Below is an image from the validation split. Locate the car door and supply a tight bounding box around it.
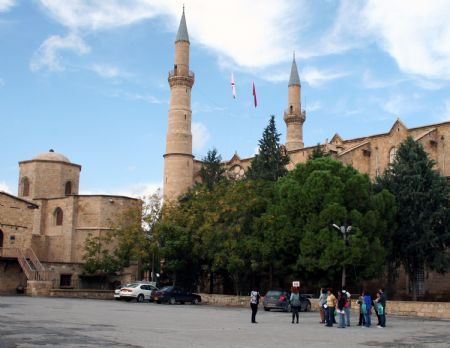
[141,285,151,300]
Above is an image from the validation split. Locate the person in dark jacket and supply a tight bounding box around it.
[250,288,260,324]
[337,290,347,328]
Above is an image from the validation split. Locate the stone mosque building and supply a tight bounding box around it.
[0,150,139,295]
[164,10,450,298]
[1,9,449,298]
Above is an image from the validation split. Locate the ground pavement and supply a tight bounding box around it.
[0,296,449,348]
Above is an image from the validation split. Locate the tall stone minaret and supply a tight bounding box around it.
[163,8,195,201]
[284,53,306,151]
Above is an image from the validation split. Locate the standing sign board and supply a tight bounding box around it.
[292,281,300,287]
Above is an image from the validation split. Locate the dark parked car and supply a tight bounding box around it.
[263,290,311,312]
[150,286,201,304]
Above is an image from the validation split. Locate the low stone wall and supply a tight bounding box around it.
[199,295,450,319]
[27,281,53,297]
[49,289,114,300]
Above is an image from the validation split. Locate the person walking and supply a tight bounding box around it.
[363,291,372,328]
[325,288,337,327]
[250,288,260,324]
[318,288,327,324]
[343,288,351,326]
[337,290,347,328]
[290,286,301,324]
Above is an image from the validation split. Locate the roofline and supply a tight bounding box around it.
[19,159,82,169]
[33,194,140,201]
[0,191,39,208]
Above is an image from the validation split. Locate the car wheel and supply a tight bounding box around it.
[169,297,176,305]
[157,300,162,304]
[137,294,144,303]
[264,307,270,311]
[192,298,199,305]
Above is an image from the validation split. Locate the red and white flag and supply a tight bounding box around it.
[252,82,257,107]
[231,73,236,99]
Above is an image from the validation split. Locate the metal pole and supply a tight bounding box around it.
[342,232,347,287]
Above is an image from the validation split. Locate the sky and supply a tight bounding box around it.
[1,0,450,197]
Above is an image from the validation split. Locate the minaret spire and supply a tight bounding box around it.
[176,5,189,43]
[284,53,305,151]
[163,8,195,201]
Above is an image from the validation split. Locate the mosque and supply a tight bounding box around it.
[163,10,450,299]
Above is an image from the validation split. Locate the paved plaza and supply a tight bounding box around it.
[0,296,449,348]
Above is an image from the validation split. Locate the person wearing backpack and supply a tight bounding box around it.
[290,286,301,324]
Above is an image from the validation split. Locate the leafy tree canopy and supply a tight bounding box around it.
[199,148,226,190]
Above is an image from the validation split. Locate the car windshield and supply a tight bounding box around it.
[125,283,140,288]
[160,286,173,292]
[266,290,283,296]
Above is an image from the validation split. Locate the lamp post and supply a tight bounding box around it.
[332,224,352,288]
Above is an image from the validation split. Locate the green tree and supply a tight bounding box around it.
[199,148,225,190]
[83,191,162,276]
[266,157,396,287]
[246,115,290,181]
[378,136,450,300]
[308,143,330,160]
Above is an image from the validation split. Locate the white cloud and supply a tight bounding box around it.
[305,100,321,112]
[37,0,303,70]
[192,122,210,151]
[30,33,90,72]
[0,181,12,193]
[362,0,450,79]
[0,0,16,12]
[362,70,407,89]
[302,67,349,87]
[91,64,129,79]
[80,182,162,199]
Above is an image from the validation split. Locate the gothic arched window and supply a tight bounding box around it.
[65,181,72,196]
[22,177,30,197]
[55,208,63,226]
[389,147,397,164]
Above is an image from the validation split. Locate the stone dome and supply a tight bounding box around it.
[32,149,70,163]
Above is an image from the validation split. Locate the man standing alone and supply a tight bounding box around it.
[250,288,261,324]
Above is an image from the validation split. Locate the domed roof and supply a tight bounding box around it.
[32,149,70,163]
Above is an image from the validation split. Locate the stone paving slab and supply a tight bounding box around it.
[0,296,449,348]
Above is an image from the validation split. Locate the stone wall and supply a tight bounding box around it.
[198,294,450,319]
[0,260,27,294]
[49,289,114,300]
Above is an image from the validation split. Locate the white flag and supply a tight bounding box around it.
[231,73,236,99]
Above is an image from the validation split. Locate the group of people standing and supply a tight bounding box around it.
[318,287,387,328]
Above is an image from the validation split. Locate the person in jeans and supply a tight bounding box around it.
[356,291,365,326]
[290,286,301,324]
[363,291,372,327]
[325,288,337,327]
[337,290,347,328]
[318,288,327,324]
[250,288,260,324]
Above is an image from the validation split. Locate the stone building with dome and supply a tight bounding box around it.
[0,150,140,295]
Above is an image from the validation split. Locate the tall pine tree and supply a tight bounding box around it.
[199,148,225,190]
[246,115,290,181]
[378,136,450,300]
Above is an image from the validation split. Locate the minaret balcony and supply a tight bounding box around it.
[168,70,195,87]
[283,110,306,124]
